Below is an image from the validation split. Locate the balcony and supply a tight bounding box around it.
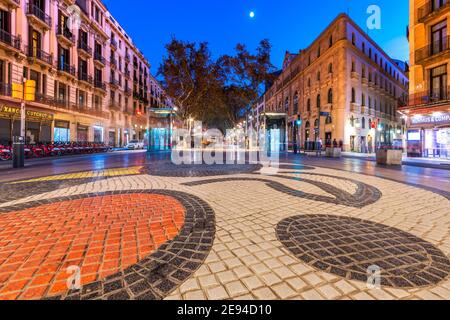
[57,27,75,46]
[361,77,368,86]
[57,62,76,78]
[0,29,21,52]
[124,69,131,79]
[109,77,119,88]
[408,87,450,108]
[94,80,107,93]
[77,41,92,59]
[124,87,132,96]
[26,3,52,30]
[350,102,360,114]
[110,38,117,49]
[25,46,53,66]
[94,52,106,67]
[417,1,450,23]
[78,72,93,85]
[350,71,360,80]
[55,98,69,109]
[415,36,450,64]
[2,0,20,9]
[109,100,121,111]
[110,56,117,69]
[125,53,130,62]
[0,83,12,97]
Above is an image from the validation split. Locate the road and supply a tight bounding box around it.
[0,150,448,192]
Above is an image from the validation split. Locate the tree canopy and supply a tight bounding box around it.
[158,38,275,132]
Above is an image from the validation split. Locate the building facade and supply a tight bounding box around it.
[401,0,450,159]
[262,14,409,153]
[0,0,171,147]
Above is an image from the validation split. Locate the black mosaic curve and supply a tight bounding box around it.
[0,190,216,300]
[143,162,263,177]
[277,214,450,288]
[183,173,382,208]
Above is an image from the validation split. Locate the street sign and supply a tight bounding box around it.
[320,112,330,117]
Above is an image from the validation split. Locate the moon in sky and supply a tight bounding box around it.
[249,11,255,18]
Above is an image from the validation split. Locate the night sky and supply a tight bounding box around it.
[102,0,409,76]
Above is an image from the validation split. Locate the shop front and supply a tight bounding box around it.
[407,112,450,159]
[54,120,70,142]
[0,105,53,144]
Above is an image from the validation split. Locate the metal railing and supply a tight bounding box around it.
[78,72,93,84]
[57,26,75,43]
[110,38,117,48]
[415,36,450,63]
[409,86,450,106]
[58,62,76,76]
[25,46,53,65]
[94,80,106,90]
[78,41,92,54]
[418,1,450,21]
[27,3,52,27]
[0,83,12,96]
[94,52,106,65]
[0,29,21,50]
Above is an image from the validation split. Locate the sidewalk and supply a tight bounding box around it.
[342,151,450,170]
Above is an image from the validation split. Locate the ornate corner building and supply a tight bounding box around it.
[0,0,173,147]
[258,14,409,153]
[401,0,450,159]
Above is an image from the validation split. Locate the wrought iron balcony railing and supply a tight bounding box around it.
[415,36,450,64]
[25,46,53,65]
[27,3,52,27]
[58,62,76,76]
[0,29,21,50]
[409,86,450,107]
[94,52,106,65]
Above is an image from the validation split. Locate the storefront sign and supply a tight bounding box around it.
[411,113,450,125]
[0,105,54,122]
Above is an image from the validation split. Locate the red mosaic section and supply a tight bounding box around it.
[0,194,186,300]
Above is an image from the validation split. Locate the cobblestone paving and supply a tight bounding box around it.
[0,162,449,300]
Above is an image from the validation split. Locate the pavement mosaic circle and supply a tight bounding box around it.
[276,214,450,288]
[0,190,215,300]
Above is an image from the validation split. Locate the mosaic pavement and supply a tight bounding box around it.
[0,162,449,300]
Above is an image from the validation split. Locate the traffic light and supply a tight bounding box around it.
[296,115,302,126]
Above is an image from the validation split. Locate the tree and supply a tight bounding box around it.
[158,38,224,123]
[158,38,275,130]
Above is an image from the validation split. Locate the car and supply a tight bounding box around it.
[126,140,145,150]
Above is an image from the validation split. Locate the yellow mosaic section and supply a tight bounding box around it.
[8,166,143,184]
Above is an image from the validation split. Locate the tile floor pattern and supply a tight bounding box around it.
[0,163,449,300]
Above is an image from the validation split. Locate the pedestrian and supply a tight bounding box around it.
[333,139,338,148]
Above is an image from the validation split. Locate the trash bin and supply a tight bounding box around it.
[13,136,25,169]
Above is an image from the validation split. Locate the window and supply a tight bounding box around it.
[362,93,366,106]
[316,94,321,109]
[293,92,299,114]
[317,71,320,81]
[351,88,356,103]
[327,89,333,104]
[351,60,356,72]
[317,47,321,58]
[329,35,333,48]
[284,97,289,112]
[325,116,332,124]
[307,99,311,112]
[351,33,356,45]
[362,42,365,53]
[362,117,366,129]
[328,63,333,73]
[431,20,447,56]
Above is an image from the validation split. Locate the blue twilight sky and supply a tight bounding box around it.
[102,0,409,76]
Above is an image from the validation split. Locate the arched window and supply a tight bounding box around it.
[307,99,311,112]
[351,88,356,103]
[327,88,333,104]
[307,78,311,87]
[314,119,319,128]
[317,46,321,58]
[278,101,282,111]
[284,97,289,112]
[293,92,299,114]
[305,121,310,128]
[317,71,321,81]
[328,63,333,73]
[329,35,333,48]
[316,94,321,109]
